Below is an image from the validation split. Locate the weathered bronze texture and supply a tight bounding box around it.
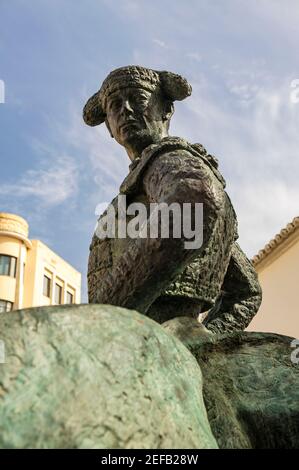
[84,66,262,333]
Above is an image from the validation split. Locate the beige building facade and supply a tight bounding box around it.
[247,217,299,339]
[0,213,81,313]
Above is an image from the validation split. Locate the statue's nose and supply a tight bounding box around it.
[121,99,134,116]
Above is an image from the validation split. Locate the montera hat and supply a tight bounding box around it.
[83,65,192,127]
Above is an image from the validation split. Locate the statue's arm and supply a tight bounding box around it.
[202,242,262,334]
[90,148,223,313]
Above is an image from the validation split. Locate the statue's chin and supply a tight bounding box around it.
[123,129,161,154]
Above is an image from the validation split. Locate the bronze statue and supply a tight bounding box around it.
[1,66,296,450]
[83,66,262,334]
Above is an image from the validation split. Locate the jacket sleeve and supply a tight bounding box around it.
[202,242,262,334]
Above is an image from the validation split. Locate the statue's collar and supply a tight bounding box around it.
[121,137,225,196]
[129,158,141,172]
[128,138,180,173]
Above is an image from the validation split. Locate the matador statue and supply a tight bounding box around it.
[83,66,262,334]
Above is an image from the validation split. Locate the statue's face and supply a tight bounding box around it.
[105,86,171,155]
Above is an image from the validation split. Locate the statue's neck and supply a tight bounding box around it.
[126,145,143,162]
[125,130,169,162]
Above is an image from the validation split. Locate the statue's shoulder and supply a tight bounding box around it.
[120,137,225,195]
[119,137,186,195]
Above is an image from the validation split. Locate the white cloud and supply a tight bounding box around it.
[0,154,78,207]
[231,181,299,257]
[227,83,260,103]
[186,52,202,63]
[152,38,169,49]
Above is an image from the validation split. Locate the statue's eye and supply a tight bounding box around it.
[110,100,122,112]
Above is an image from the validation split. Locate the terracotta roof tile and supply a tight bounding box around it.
[252,216,299,266]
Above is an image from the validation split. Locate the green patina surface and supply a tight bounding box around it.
[0,304,217,449]
[163,316,299,449]
[1,305,298,449]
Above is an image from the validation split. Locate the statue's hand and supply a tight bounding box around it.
[162,316,215,351]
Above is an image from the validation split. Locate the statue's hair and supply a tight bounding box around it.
[83,66,192,127]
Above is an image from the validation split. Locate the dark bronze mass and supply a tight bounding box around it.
[84,66,262,333]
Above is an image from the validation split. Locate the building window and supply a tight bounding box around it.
[0,300,13,313]
[43,275,51,297]
[66,291,74,304]
[55,283,62,304]
[0,255,17,278]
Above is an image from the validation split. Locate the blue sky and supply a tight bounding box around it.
[0,0,298,301]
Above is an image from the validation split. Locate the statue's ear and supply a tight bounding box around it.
[105,118,114,138]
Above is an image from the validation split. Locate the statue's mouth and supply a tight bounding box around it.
[119,119,138,129]
[119,120,139,132]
